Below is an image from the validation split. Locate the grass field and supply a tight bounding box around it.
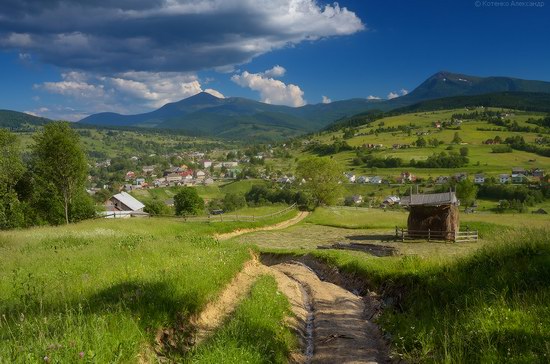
[236,207,550,363]
[306,229,550,363]
[0,207,297,363]
[302,108,550,176]
[130,179,268,205]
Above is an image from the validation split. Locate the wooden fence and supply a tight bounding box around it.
[395,227,478,242]
[177,203,298,223]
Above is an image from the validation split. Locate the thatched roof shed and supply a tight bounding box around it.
[400,191,459,240]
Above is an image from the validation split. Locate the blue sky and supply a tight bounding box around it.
[1,0,549,120]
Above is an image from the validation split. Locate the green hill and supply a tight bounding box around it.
[0,110,52,130]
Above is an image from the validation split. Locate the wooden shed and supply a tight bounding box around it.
[399,191,459,240]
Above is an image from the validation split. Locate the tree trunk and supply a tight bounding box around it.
[64,193,69,225]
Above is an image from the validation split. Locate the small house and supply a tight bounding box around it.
[512,167,526,175]
[400,191,459,240]
[383,195,401,205]
[511,174,527,184]
[165,173,182,183]
[344,172,356,183]
[499,174,511,184]
[474,174,485,184]
[106,192,145,213]
[142,166,155,174]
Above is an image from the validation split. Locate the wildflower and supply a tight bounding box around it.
[43,356,50,362]
[79,352,85,358]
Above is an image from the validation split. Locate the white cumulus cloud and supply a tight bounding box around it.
[322,95,331,104]
[400,88,409,96]
[387,92,399,99]
[231,67,306,107]
[367,95,381,100]
[34,71,225,119]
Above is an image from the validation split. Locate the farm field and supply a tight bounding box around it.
[0,208,298,363]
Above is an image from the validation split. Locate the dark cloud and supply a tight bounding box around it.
[0,0,364,73]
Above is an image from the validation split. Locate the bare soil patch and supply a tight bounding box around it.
[189,252,390,363]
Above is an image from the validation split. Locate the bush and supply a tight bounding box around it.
[223,193,247,212]
[143,199,171,216]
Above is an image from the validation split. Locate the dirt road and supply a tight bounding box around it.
[191,256,389,363]
[214,210,310,241]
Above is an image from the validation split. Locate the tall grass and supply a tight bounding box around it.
[308,228,550,362]
[0,216,292,362]
[186,275,295,363]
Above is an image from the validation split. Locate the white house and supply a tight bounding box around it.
[511,174,527,184]
[370,176,383,184]
[203,160,212,168]
[195,170,206,180]
[383,195,401,205]
[499,174,511,184]
[474,174,485,184]
[344,172,356,183]
[105,192,145,215]
[165,173,182,183]
[357,176,370,184]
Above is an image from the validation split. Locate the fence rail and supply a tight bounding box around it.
[182,203,298,223]
[395,227,478,242]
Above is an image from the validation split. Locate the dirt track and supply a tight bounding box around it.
[214,210,310,240]
[191,256,389,363]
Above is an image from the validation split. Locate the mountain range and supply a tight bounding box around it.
[3,71,550,140]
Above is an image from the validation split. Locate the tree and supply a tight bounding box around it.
[459,146,469,157]
[32,122,91,224]
[456,179,478,207]
[452,132,462,144]
[174,187,204,215]
[296,157,343,207]
[0,130,26,229]
[223,193,247,212]
[415,136,427,147]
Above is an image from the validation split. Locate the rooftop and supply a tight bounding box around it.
[400,191,458,206]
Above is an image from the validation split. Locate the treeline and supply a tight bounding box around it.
[478,183,549,203]
[353,153,403,168]
[504,135,550,157]
[410,152,469,168]
[0,123,95,230]
[245,185,310,207]
[306,140,353,156]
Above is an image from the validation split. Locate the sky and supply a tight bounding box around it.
[0,0,549,120]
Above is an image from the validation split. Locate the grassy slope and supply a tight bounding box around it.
[305,108,550,176]
[310,229,550,363]
[0,210,297,363]
[257,207,550,363]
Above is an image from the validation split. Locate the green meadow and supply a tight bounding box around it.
[235,207,550,363]
[0,209,297,363]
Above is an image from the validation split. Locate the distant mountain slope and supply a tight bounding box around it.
[0,110,52,129]
[398,71,550,104]
[76,71,550,140]
[394,92,550,113]
[324,92,550,131]
[79,92,381,139]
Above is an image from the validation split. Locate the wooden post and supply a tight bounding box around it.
[428,229,431,242]
[401,228,404,242]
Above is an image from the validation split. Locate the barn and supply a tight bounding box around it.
[104,192,147,218]
[399,191,459,241]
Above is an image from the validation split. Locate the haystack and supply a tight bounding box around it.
[400,191,459,240]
